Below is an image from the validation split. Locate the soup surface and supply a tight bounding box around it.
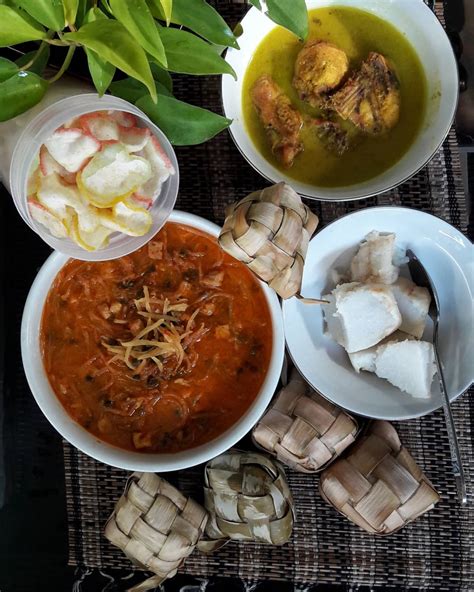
[242,6,428,187]
[41,222,272,453]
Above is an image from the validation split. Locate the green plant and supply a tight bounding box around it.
[0,0,308,145]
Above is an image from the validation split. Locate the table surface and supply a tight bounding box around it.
[0,1,473,591]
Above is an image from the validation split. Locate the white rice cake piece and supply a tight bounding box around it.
[348,330,413,373]
[322,292,345,345]
[375,340,437,398]
[391,277,431,339]
[322,282,402,353]
[350,230,400,285]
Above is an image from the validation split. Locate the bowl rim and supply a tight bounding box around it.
[221,0,459,201]
[282,205,474,420]
[21,210,285,471]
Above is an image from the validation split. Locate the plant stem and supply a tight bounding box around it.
[21,34,52,71]
[47,45,76,84]
[45,38,74,46]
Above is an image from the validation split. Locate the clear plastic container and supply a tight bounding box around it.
[6,93,179,261]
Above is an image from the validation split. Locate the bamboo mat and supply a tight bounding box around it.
[64,1,473,590]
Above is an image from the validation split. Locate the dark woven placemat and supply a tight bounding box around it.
[63,1,473,590]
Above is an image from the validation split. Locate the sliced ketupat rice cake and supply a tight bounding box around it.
[375,340,436,398]
[391,277,431,339]
[322,282,402,353]
[348,330,414,373]
[350,230,400,285]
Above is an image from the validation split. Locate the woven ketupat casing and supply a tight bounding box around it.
[252,370,359,472]
[201,451,294,549]
[104,472,208,592]
[218,182,318,299]
[320,421,440,534]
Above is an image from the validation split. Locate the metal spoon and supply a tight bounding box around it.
[407,249,467,505]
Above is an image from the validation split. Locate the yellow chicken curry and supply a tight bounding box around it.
[243,6,428,187]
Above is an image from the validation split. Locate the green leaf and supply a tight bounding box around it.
[110,77,150,103]
[0,5,47,46]
[15,45,50,75]
[75,0,88,27]
[100,0,112,14]
[109,0,167,67]
[62,0,79,25]
[84,6,106,21]
[266,0,308,40]
[159,0,171,25]
[137,93,231,145]
[150,62,172,92]
[64,19,157,102]
[154,80,172,97]
[0,57,18,82]
[233,23,243,39]
[249,0,262,8]
[148,0,238,49]
[0,70,48,122]
[83,8,115,96]
[110,75,173,103]
[12,0,65,31]
[159,25,236,78]
[86,52,116,96]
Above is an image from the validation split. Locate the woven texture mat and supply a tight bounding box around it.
[64,1,473,590]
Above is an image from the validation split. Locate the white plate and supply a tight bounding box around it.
[21,210,285,471]
[282,207,474,419]
[222,0,458,201]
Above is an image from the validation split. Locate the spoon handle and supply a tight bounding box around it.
[433,339,467,505]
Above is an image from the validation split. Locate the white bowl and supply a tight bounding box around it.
[222,0,458,201]
[282,207,474,420]
[21,210,285,471]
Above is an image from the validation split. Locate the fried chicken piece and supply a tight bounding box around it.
[312,120,350,156]
[293,40,349,108]
[331,52,400,135]
[251,75,304,168]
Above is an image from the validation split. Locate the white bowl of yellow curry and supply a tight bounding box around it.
[222,0,458,201]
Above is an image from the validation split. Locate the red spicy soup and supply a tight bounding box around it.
[41,222,273,453]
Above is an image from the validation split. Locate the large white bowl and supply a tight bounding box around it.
[222,0,459,201]
[283,207,474,420]
[21,210,285,471]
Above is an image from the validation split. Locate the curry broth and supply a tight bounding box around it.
[242,7,428,187]
[41,223,273,453]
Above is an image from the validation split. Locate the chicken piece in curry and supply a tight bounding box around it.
[293,40,349,108]
[251,75,303,168]
[330,52,400,135]
[312,120,350,156]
